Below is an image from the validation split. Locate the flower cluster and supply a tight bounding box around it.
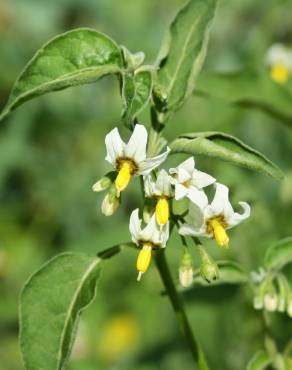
[93,124,251,282]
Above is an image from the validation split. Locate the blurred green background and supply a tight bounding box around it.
[0,0,292,369]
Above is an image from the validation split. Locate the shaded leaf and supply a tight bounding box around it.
[154,0,217,121]
[247,350,271,370]
[122,67,153,124]
[195,68,292,128]
[169,131,283,180]
[20,253,102,370]
[0,28,123,121]
[264,237,292,271]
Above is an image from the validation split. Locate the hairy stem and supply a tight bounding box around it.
[155,250,210,370]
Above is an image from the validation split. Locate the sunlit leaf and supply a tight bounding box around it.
[0,28,123,122]
[264,237,292,271]
[195,68,292,128]
[247,350,271,370]
[154,0,217,121]
[169,131,283,180]
[20,253,102,370]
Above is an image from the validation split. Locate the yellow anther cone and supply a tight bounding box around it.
[115,162,132,194]
[156,198,169,225]
[270,63,289,84]
[210,219,229,247]
[136,244,152,281]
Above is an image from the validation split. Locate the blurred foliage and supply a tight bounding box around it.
[0,0,292,369]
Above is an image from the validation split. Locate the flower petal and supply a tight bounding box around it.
[179,224,205,237]
[105,127,125,165]
[178,157,195,174]
[161,222,170,248]
[139,147,170,175]
[227,202,251,228]
[156,169,172,196]
[129,209,142,244]
[143,173,156,197]
[188,202,205,229]
[174,183,189,200]
[191,169,216,189]
[124,124,147,163]
[210,183,231,215]
[187,187,209,209]
[140,213,159,242]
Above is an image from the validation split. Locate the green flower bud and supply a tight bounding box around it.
[101,185,120,216]
[179,249,193,288]
[121,46,145,70]
[198,245,219,283]
[92,171,116,193]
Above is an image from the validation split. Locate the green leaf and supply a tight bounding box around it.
[122,67,153,124]
[195,68,292,128]
[0,28,123,122]
[154,0,217,121]
[264,237,292,271]
[20,252,102,370]
[169,131,284,180]
[193,260,249,286]
[247,350,271,370]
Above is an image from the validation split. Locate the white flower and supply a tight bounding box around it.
[105,124,170,194]
[144,169,173,226]
[129,208,169,281]
[266,44,292,84]
[169,157,215,209]
[179,183,250,248]
[264,294,278,312]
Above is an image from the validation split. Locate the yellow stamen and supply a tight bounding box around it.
[136,244,152,281]
[270,63,289,84]
[209,219,229,247]
[156,198,169,225]
[115,161,132,194]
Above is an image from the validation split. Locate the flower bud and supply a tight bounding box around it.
[198,245,219,283]
[179,249,193,288]
[121,46,145,70]
[92,171,115,192]
[287,300,292,318]
[101,185,120,216]
[264,293,278,312]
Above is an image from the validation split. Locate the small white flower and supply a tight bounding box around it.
[264,293,278,312]
[169,157,215,208]
[179,183,250,248]
[266,44,292,84]
[129,208,169,281]
[105,124,170,194]
[144,170,173,226]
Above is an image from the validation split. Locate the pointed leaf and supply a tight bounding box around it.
[247,351,271,370]
[169,131,283,180]
[264,237,292,271]
[20,252,102,370]
[195,69,292,128]
[0,28,123,121]
[154,0,217,121]
[122,67,153,124]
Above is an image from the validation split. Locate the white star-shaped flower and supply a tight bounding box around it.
[144,170,173,226]
[169,157,216,208]
[266,44,292,84]
[179,183,250,248]
[105,124,170,194]
[129,208,169,281]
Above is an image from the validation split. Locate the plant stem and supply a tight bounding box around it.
[155,250,210,370]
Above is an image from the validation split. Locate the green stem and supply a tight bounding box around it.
[155,250,210,370]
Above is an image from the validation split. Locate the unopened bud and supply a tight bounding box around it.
[92,171,115,192]
[287,300,292,318]
[121,46,145,70]
[179,249,193,288]
[198,245,219,283]
[253,296,264,310]
[101,186,120,216]
[264,293,278,312]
